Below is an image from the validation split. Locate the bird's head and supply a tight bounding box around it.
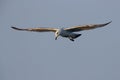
[55,28,64,40]
[55,30,60,40]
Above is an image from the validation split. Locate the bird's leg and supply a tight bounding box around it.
[70,39,74,41]
[69,37,74,41]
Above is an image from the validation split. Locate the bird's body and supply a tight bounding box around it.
[11,21,111,41]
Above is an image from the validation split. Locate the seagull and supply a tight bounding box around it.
[11,21,111,41]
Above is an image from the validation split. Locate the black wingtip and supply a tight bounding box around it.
[106,21,112,25]
[103,21,112,26]
[11,26,16,29]
[11,26,22,30]
[108,21,112,24]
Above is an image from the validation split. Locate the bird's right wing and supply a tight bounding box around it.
[11,26,58,32]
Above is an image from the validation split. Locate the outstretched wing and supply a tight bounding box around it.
[65,21,112,32]
[11,26,58,32]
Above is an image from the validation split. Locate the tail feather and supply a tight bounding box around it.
[73,34,82,39]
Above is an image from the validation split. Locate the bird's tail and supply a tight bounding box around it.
[73,34,82,39]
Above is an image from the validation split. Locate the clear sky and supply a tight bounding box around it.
[0,0,120,80]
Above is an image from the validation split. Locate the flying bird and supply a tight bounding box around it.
[11,21,111,41]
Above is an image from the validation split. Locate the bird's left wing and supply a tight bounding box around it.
[65,21,112,32]
[11,27,58,32]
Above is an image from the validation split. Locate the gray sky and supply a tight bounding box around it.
[0,0,120,80]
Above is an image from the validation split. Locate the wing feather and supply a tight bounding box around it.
[11,27,58,32]
[65,21,112,32]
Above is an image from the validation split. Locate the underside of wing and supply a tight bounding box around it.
[11,26,58,32]
[65,21,112,32]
